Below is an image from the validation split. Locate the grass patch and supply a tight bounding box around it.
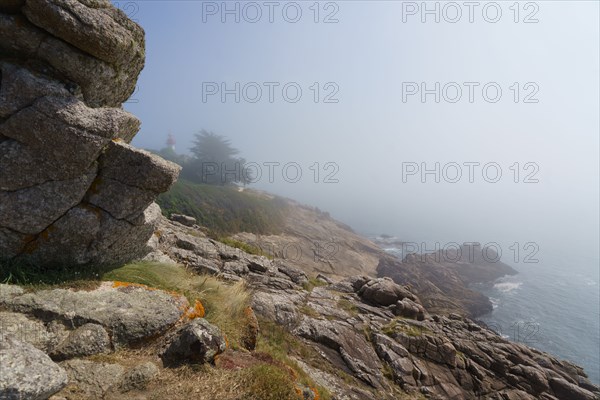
[257,319,333,400]
[0,257,107,288]
[382,318,431,337]
[337,298,358,317]
[157,180,288,237]
[218,237,273,259]
[362,324,373,343]
[142,362,301,400]
[239,364,300,399]
[102,261,250,348]
[302,277,329,292]
[299,304,320,318]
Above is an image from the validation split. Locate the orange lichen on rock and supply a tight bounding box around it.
[111,281,179,296]
[311,387,320,400]
[112,281,149,289]
[184,300,206,320]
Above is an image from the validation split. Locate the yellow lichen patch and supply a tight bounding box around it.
[311,387,320,400]
[112,281,149,289]
[111,138,124,143]
[185,300,206,320]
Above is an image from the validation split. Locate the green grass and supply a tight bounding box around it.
[217,237,273,259]
[382,318,431,337]
[299,304,320,318]
[257,319,333,400]
[157,180,288,237]
[103,261,251,347]
[0,257,108,288]
[337,298,359,317]
[238,364,300,400]
[302,277,329,292]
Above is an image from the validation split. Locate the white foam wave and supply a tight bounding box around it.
[490,297,500,309]
[494,281,523,293]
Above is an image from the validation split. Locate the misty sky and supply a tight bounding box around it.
[119,1,599,270]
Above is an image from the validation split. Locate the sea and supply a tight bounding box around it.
[374,238,600,385]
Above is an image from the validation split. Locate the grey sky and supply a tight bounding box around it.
[122,1,599,268]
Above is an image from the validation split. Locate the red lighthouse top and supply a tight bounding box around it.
[167,133,176,147]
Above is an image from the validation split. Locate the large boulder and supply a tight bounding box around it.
[0,0,180,267]
[358,277,419,307]
[1,282,188,347]
[160,318,227,366]
[50,323,111,360]
[0,336,68,399]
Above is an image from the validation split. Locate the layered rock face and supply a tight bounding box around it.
[1,217,598,399]
[152,216,600,400]
[0,0,180,266]
[233,201,518,318]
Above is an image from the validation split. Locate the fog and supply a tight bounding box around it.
[124,1,599,271]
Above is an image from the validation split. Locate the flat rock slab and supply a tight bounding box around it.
[0,311,67,352]
[60,359,124,398]
[3,282,188,346]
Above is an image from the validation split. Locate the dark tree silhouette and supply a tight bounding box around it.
[189,130,252,186]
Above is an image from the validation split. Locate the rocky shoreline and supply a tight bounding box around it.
[4,216,598,399]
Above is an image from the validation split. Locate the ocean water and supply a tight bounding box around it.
[476,257,600,385]
[377,241,600,385]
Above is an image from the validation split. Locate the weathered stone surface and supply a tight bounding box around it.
[161,318,227,366]
[120,362,159,392]
[170,213,197,227]
[393,298,426,321]
[277,263,309,285]
[0,0,179,267]
[60,359,124,398]
[251,290,305,328]
[358,277,417,307]
[0,1,143,108]
[549,377,598,400]
[0,61,70,119]
[294,317,386,389]
[0,283,24,303]
[3,282,187,346]
[51,323,111,360]
[0,336,68,399]
[0,166,97,234]
[0,311,67,352]
[22,0,145,67]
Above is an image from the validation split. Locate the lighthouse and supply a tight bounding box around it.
[166,133,176,151]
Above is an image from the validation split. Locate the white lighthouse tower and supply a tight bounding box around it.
[166,133,176,151]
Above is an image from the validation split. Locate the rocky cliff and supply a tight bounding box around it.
[0,0,180,266]
[232,201,517,318]
[154,217,600,399]
[4,216,595,399]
